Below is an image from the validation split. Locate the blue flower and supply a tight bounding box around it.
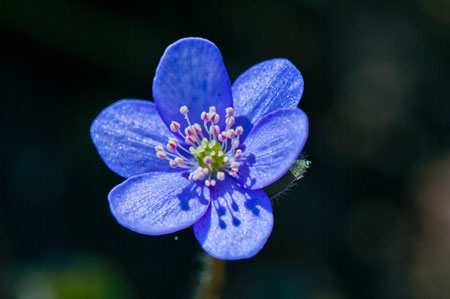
[90,37,308,260]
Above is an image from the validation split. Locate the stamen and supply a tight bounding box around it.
[217,171,225,181]
[235,149,243,159]
[231,161,240,169]
[205,179,216,187]
[170,121,181,132]
[201,112,209,121]
[185,136,196,146]
[227,129,235,139]
[156,151,167,159]
[185,126,195,136]
[174,157,186,165]
[166,143,176,152]
[193,123,203,135]
[203,156,212,165]
[210,125,220,136]
[226,116,235,128]
[225,107,233,117]
[168,137,178,146]
[235,126,244,136]
[218,133,227,142]
[157,105,245,186]
[180,106,189,115]
[210,113,220,124]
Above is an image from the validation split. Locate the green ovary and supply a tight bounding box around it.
[191,139,224,171]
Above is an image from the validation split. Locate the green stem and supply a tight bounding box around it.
[194,253,226,299]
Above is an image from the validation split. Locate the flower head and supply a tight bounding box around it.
[90,37,308,260]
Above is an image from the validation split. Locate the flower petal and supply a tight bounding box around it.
[90,99,176,178]
[109,172,210,235]
[232,59,304,138]
[236,108,308,189]
[153,37,233,129]
[193,178,273,260]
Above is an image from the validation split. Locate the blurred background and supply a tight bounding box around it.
[1,0,449,298]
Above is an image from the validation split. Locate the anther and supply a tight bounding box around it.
[203,156,212,165]
[174,157,185,165]
[210,113,220,124]
[211,125,220,136]
[217,171,225,181]
[166,144,176,152]
[235,149,243,159]
[235,126,244,136]
[185,126,195,136]
[158,105,246,186]
[156,151,167,159]
[185,136,196,145]
[194,123,203,135]
[180,105,189,115]
[225,107,234,117]
[226,116,235,127]
[168,137,178,147]
[226,129,235,139]
[170,121,181,132]
[205,179,216,187]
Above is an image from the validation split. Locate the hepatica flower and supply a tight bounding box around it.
[91,38,308,260]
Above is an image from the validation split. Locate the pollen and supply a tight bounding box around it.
[155,105,244,186]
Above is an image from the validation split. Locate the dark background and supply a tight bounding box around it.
[1,0,450,298]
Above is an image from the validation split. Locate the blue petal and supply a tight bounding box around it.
[109,172,210,235]
[153,38,233,129]
[90,99,176,178]
[232,59,304,139]
[236,108,308,189]
[193,178,273,260]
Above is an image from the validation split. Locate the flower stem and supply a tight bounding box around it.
[194,253,225,299]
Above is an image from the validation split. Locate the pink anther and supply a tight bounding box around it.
[203,156,212,165]
[217,171,225,181]
[170,121,181,132]
[201,112,209,121]
[226,116,235,127]
[156,151,167,159]
[194,123,203,134]
[225,107,234,117]
[235,149,243,159]
[235,126,244,136]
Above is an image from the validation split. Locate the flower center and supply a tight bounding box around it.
[155,105,244,187]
